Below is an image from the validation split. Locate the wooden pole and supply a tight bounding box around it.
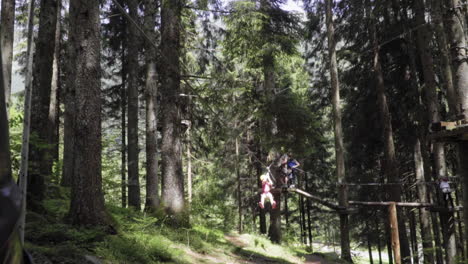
[389,202,401,264]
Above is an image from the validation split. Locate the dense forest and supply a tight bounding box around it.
[2,0,468,263]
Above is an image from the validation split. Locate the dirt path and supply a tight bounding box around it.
[224,235,331,264]
[303,254,333,264]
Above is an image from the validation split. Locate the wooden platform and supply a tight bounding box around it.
[428,124,468,142]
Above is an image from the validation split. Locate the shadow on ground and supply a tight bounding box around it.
[232,247,297,264]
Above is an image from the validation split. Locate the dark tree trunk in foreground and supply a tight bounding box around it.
[144,0,160,212]
[367,2,411,261]
[67,0,108,226]
[161,0,186,225]
[62,51,74,187]
[0,41,12,187]
[28,0,60,205]
[267,156,284,243]
[18,0,36,244]
[127,0,141,210]
[0,0,15,108]
[325,0,351,261]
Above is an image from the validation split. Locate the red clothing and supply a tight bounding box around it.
[262,181,272,193]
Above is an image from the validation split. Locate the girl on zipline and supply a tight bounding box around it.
[259,172,277,209]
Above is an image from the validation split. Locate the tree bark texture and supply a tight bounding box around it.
[389,203,401,264]
[61,0,75,188]
[236,138,243,233]
[144,0,160,212]
[446,0,468,118]
[414,0,447,177]
[121,48,127,208]
[161,0,186,224]
[267,156,285,243]
[414,139,435,264]
[445,0,468,258]
[268,188,281,243]
[0,35,12,186]
[49,0,62,166]
[28,0,60,204]
[127,0,141,210]
[0,0,15,108]
[120,10,127,207]
[325,0,352,261]
[67,0,108,226]
[18,0,36,244]
[431,0,459,117]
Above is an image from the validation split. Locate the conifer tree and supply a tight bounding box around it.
[67,0,108,226]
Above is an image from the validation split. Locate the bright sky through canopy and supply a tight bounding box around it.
[281,0,304,13]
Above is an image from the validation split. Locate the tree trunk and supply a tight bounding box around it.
[409,209,419,264]
[121,40,127,208]
[127,0,141,210]
[306,172,313,246]
[18,0,36,244]
[0,0,15,108]
[67,0,108,226]
[49,0,62,168]
[268,188,281,243]
[268,156,285,243]
[28,0,60,206]
[445,0,468,258]
[446,0,468,119]
[411,12,457,259]
[454,190,465,259]
[144,0,160,212]
[0,16,12,193]
[367,2,411,261]
[62,31,75,188]
[160,0,186,225]
[367,226,374,264]
[414,139,435,264]
[325,0,352,261]
[430,0,459,117]
[300,194,307,244]
[236,138,242,233]
[376,219,383,264]
[306,198,312,246]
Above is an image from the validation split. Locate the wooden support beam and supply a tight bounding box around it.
[289,188,342,211]
[428,124,468,142]
[349,200,434,208]
[431,121,460,131]
[389,202,401,264]
[270,188,341,211]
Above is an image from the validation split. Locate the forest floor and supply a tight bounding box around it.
[22,192,364,264]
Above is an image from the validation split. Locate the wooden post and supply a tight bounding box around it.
[388,202,401,264]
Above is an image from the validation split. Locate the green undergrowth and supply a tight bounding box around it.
[24,194,308,264]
